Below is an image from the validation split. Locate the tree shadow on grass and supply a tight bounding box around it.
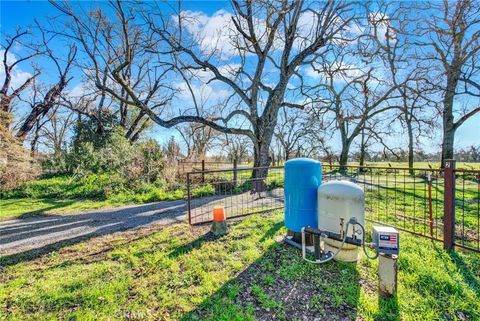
[168,231,222,259]
[0,198,198,265]
[1,199,77,221]
[448,250,480,298]
[179,238,363,321]
[378,294,400,321]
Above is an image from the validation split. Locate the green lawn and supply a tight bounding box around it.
[1,211,479,320]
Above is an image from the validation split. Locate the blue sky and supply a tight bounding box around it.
[2,1,479,155]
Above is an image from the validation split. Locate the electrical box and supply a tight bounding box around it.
[373,226,399,255]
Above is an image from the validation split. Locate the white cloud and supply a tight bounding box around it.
[187,63,242,82]
[68,81,90,98]
[343,12,394,45]
[178,8,356,60]
[0,50,34,93]
[179,10,238,59]
[175,81,230,103]
[178,9,286,59]
[218,63,242,76]
[368,12,392,44]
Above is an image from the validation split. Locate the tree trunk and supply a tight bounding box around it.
[253,140,271,173]
[440,62,460,168]
[17,108,46,141]
[406,120,414,175]
[339,136,351,173]
[30,133,39,157]
[359,128,366,168]
[339,149,349,172]
[441,125,455,167]
[441,76,457,168]
[251,124,275,195]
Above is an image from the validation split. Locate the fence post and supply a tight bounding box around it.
[187,172,192,225]
[201,159,205,183]
[233,158,238,187]
[443,159,456,250]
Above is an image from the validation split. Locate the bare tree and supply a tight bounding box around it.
[15,42,77,140]
[38,107,75,155]
[307,43,403,170]
[1,29,41,127]
[49,0,174,144]
[50,0,356,178]
[221,134,252,163]
[274,108,313,161]
[414,0,480,166]
[158,1,356,178]
[177,123,218,159]
[365,2,436,173]
[163,135,182,159]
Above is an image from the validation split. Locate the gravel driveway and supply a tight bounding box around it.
[0,190,284,258]
[0,199,190,257]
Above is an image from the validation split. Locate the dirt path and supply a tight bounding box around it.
[0,190,284,257]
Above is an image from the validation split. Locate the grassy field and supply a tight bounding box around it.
[1,211,479,320]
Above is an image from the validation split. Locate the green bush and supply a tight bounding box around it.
[68,128,136,177]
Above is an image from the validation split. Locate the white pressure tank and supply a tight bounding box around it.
[317,180,365,262]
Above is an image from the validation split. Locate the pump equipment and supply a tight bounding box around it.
[283,159,401,297]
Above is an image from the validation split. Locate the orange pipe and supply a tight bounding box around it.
[213,206,226,222]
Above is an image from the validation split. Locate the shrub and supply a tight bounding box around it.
[4,113,171,200]
[68,127,136,177]
[128,139,165,185]
[41,151,69,175]
[0,112,39,191]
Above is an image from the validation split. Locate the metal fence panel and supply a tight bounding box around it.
[186,162,480,253]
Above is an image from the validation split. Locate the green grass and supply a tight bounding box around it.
[1,211,479,320]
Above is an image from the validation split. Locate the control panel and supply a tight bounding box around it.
[373,226,399,255]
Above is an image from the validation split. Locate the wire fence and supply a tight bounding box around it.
[186,160,480,253]
[177,159,249,178]
[454,169,480,252]
[187,166,284,225]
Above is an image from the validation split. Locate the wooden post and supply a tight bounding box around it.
[201,159,205,183]
[233,158,238,187]
[443,159,456,250]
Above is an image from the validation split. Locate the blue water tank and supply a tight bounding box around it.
[284,158,322,232]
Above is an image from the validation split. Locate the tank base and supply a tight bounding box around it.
[287,229,313,246]
[325,239,361,263]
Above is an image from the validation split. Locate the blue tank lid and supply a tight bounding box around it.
[285,158,321,167]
